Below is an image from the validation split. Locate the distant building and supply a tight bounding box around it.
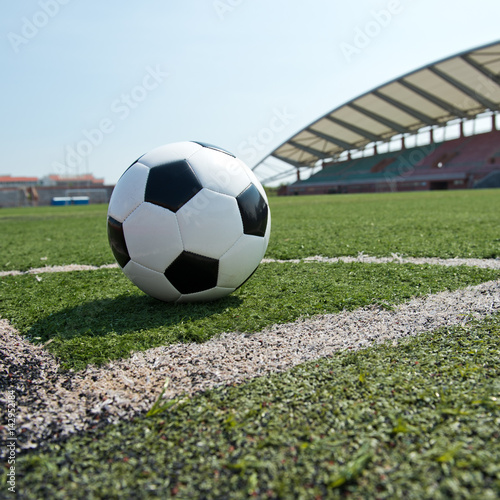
[0,175,39,188]
[39,173,105,187]
[0,173,112,208]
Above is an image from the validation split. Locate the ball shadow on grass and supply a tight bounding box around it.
[26,293,243,344]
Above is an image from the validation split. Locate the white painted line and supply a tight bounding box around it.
[1,254,500,277]
[2,278,499,451]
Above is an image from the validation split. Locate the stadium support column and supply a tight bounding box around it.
[296,169,301,181]
[459,119,464,138]
[493,113,498,131]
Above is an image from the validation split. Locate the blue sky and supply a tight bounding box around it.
[2,0,499,186]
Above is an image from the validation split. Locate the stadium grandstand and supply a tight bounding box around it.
[254,40,500,195]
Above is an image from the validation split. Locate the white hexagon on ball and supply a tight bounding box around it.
[123,261,181,302]
[187,146,251,197]
[123,202,183,273]
[137,141,203,168]
[218,234,267,289]
[107,162,150,222]
[176,188,243,260]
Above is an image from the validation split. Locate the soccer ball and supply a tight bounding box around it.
[107,141,271,303]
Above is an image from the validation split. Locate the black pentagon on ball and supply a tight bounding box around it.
[145,160,202,213]
[192,141,235,158]
[236,183,268,237]
[165,251,219,294]
[107,216,130,268]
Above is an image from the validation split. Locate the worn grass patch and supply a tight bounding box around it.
[1,262,499,370]
[1,190,499,272]
[13,314,500,499]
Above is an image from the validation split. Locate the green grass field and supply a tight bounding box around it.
[2,263,499,371]
[18,317,500,499]
[1,190,499,271]
[1,189,500,498]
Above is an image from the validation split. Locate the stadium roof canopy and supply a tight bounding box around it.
[255,40,500,183]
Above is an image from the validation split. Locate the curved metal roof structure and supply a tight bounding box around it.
[255,40,500,183]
